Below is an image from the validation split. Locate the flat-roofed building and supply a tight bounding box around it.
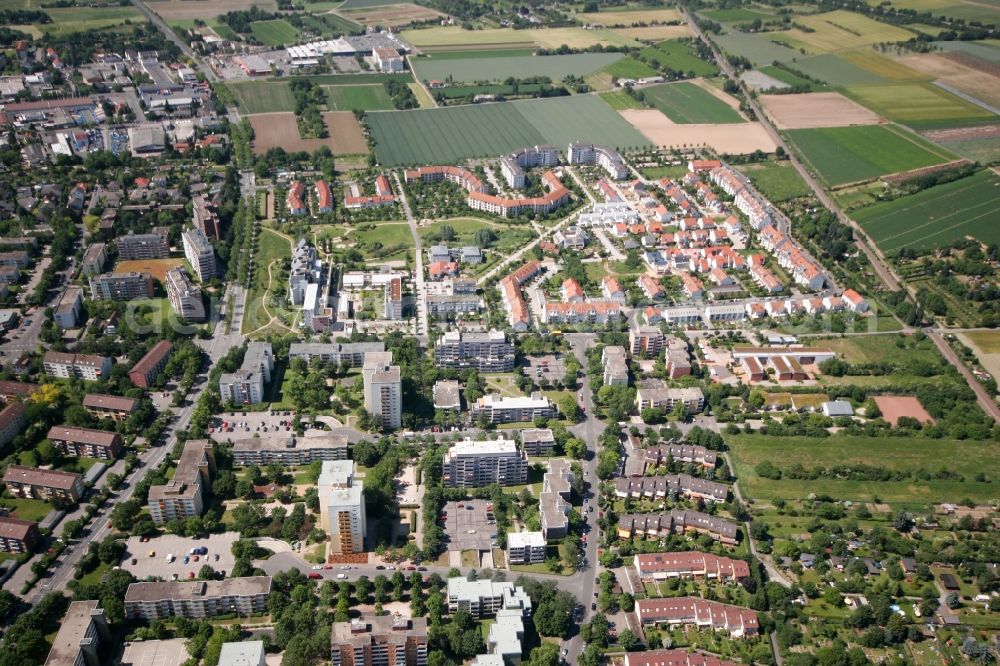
[182,227,217,281]
[362,351,402,431]
[43,351,111,381]
[219,342,274,405]
[0,401,26,447]
[81,242,108,277]
[124,576,271,620]
[539,458,572,539]
[625,649,741,666]
[3,465,85,502]
[629,326,665,356]
[602,345,629,386]
[634,551,750,581]
[614,474,728,503]
[219,641,265,666]
[443,439,527,488]
[318,460,366,555]
[288,342,385,367]
[43,600,110,666]
[433,330,514,372]
[47,425,123,460]
[636,598,759,638]
[330,614,427,666]
[82,393,140,422]
[232,435,349,466]
[166,267,205,322]
[116,231,169,260]
[433,379,461,412]
[0,516,39,552]
[54,286,84,328]
[507,531,545,565]
[472,393,556,424]
[192,195,222,240]
[519,428,554,456]
[566,142,628,179]
[88,272,153,301]
[635,387,704,414]
[446,578,532,618]
[147,440,214,525]
[129,340,173,388]
[616,510,739,545]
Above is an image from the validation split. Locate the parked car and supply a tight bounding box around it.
[308,572,322,580]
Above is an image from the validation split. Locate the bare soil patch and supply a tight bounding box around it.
[873,395,935,426]
[620,109,777,153]
[759,92,882,129]
[116,258,184,282]
[337,3,444,27]
[147,0,276,20]
[895,52,1000,108]
[250,111,368,155]
[613,25,694,40]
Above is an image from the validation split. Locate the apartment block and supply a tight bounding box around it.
[629,326,665,356]
[54,286,84,328]
[47,425,123,460]
[519,428,554,456]
[192,195,222,239]
[446,578,532,618]
[124,576,271,620]
[43,351,111,381]
[616,510,739,545]
[115,231,169,260]
[506,531,546,565]
[642,443,717,470]
[602,345,629,386]
[318,460,366,555]
[539,458,572,540]
[219,641,266,666]
[634,551,750,581]
[43,600,110,666]
[147,440,214,525]
[636,598,759,638]
[330,615,427,666]
[129,340,173,389]
[166,267,205,322]
[443,439,527,488]
[88,272,153,301]
[81,393,140,422]
[362,351,402,431]
[288,342,385,368]
[3,465,85,502]
[0,381,38,402]
[635,387,704,414]
[232,435,349,467]
[433,330,514,372]
[433,380,461,412]
[219,342,274,405]
[0,401,26,448]
[0,516,39,553]
[81,242,108,277]
[384,277,403,320]
[182,227,217,281]
[566,142,628,179]
[614,474,728,503]
[472,393,556,424]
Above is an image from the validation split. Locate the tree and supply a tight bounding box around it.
[526,643,559,666]
[110,499,141,531]
[618,629,639,651]
[198,564,216,580]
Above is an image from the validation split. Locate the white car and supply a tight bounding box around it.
[311,565,323,570]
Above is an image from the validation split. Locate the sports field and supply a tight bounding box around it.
[324,84,394,111]
[844,82,998,128]
[225,80,296,114]
[853,170,1000,251]
[411,52,624,84]
[639,40,718,77]
[641,81,744,124]
[249,18,299,46]
[786,124,954,186]
[116,258,184,282]
[578,8,682,25]
[366,94,649,165]
[771,10,917,53]
[726,434,1000,505]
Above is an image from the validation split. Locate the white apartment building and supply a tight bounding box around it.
[506,531,546,565]
[147,440,214,525]
[182,227,217,281]
[218,342,274,405]
[446,578,532,618]
[433,330,514,372]
[288,342,385,367]
[472,393,556,424]
[442,439,527,488]
[566,142,628,179]
[165,266,205,322]
[232,435,349,466]
[43,351,111,381]
[362,351,402,430]
[54,286,83,329]
[124,577,271,620]
[318,460,366,555]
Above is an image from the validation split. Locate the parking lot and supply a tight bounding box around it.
[121,532,239,581]
[523,354,567,384]
[442,500,496,551]
[209,410,300,442]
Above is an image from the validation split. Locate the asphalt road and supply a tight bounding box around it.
[394,172,429,337]
[131,0,218,83]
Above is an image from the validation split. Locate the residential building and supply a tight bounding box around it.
[88,272,153,301]
[124,576,271,620]
[115,231,168,260]
[0,381,38,402]
[372,47,404,72]
[433,380,461,412]
[43,600,110,666]
[730,347,835,365]
[642,444,717,470]
[3,465,85,502]
[47,425,123,460]
[625,650,741,666]
[318,460,366,555]
[288,342,385,367]
[192,195,222,239]
[443,439,527,487]
[219,342,274,405]
[232,435,349,466]
[81,242,108,277]
[616,510,739,545]
[507,531,546,565]
[539,458,572,540]
[182,227,217,281]
[446,578,532,618]
[636,598,759,638]
[0,516,39,553]
[129,340,173,388]
[147,440,215,525]
[635,387,705,414]
[520,428,554,456]
[466,171,570,218]
[0,401,26,447]
[629,326,665,356]
[434,330,514,372]
[603,275,625,302]
[602,345,629,386]
[666,343,692,379]
[54,286,84,329]
[427,293,482,317]
[330,615,427,666]
[287,181,307,215]
[289,240,321,305]
[614,474,728,503]
[362,351,402,430]
[383,277,404,320]
[82,393,139,422]
[566,142,628,179]
[543,301,622,325]
[219,641,266,666]
[633,552,750,581]
[500,145,559,188]
[472,393,556,424]
[165,267,205,321]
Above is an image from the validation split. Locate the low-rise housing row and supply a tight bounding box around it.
[636,597,759,638]
[614,473,729,502]
[634,551,750,581]
[617,510,739,545]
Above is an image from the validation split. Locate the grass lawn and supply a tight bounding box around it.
[739,161,811,201]
[461,549,479,568]
[243,228,292,334]
[352,222,414,262]
[249,19,300,46]
[78,562,111,587]
[842,82,998,128]
[224,81,296,114]
[603,56,659,80]
[726,434,1000,505]
[640,40,719,77]
[324,84,395,111]
[600,90,646,110]
[640,82,744,124]
[0,497,53,522]
[418,217,492,244]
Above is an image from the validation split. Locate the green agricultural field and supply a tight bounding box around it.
[411,52,624,84]
[249,18,300,46]
[324,84,394,110]
[757,65,817,90]
[771,10,917,53]
[641,82,744,124]
[786,124,953,187]
[603,56,659,80]
[930,134,1000,163]
[726,434,1000,505]
[740,161,811,201]
[338,0,408,7]
[401,26,537,48]
[14,5,144,36]
[713,31,801,66]
[853,170,1000,252]
[367,94,650,165]
[415,48,535,60]
[600,90,645,110]
[933,40,1000,64]
[701,7,777,22]
[225,81,296,114]
[304,73,415,85]
[640,40,718,77]
[790,53,887,86]
[843,82,998,129]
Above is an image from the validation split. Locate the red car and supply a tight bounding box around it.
[308,572,323,580]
